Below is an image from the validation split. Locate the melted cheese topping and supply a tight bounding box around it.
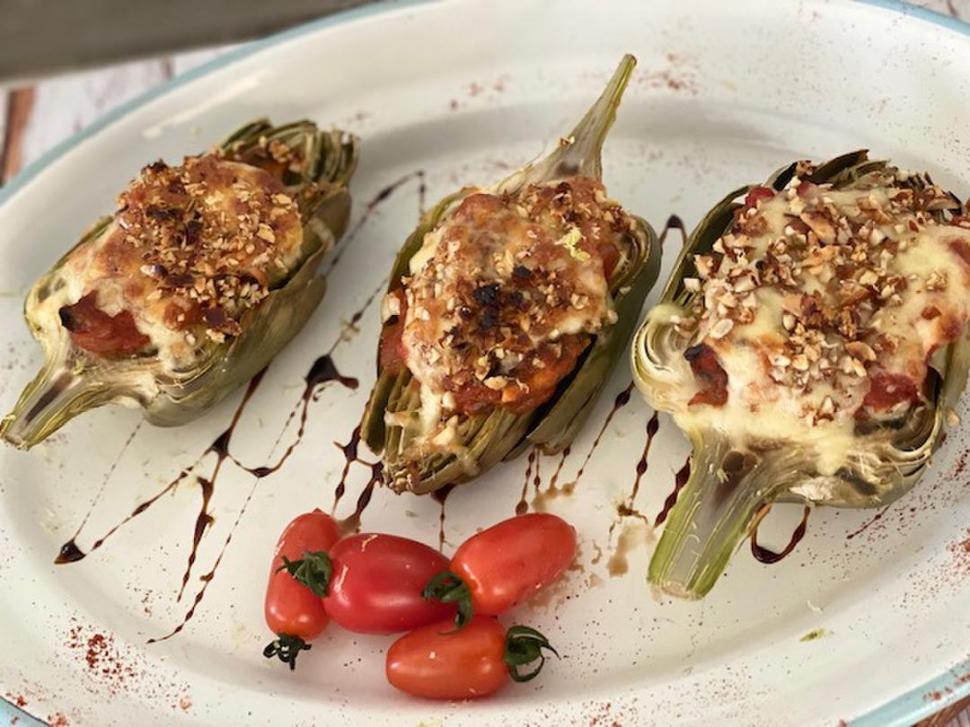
[32,155,303,369]
[668,167,970,474]
[394,177,630,428]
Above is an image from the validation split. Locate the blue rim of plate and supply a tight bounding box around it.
[0,0,967,724]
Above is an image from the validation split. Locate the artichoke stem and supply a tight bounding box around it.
[1,363,117,449]
[648,437,788,599]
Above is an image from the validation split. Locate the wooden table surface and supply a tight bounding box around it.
[0,1,967,725]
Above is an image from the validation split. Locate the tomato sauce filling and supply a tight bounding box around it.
[59,292,150,357]
[860,371,920,414]
[685,344,729,407]
[386,178,628,418]
[379,289,589,415]
[379,290,409,377]
[450,335,589,415]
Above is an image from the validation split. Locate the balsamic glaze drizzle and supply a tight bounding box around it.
[330,424,363,511]
[336,462,384,535]
[57,171,428,642]
[750,505,812,564]
[515,449,538,516]
[54,421,143,564]
[567,383,634,493]
[658,214,687,248]
[546,447,571,492]
[628,413,660,507]
[324,170,426,276]
[654,457,691,527]
[431,483,456,551]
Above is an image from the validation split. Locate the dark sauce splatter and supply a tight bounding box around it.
[846,503,892,540]
[324,170,426,275]
[605,413,662,575]
[658,214,687,248]
[530,447,573,512]
[531,450,543,499]
[432,483,456,551]
[331,424,363,511]
[608,412,661,540]
[56,370,266,567]
[655,457,691,527]
[562,383,634,494]
[148,359,364,644]
[54,422,143,564]
[547,446,570,491]
[336,462,384,535]
[55,539,86,564]
[750,505,811,564]
[627,412,660,506]
[515,449,538,515]
[333,276,390,348]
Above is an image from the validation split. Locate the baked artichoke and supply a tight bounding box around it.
[362,55,660,494]
[633,151,970,598]
[2,119,358,449]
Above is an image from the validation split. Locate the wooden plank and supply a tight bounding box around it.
[0,87,36,182]
[8,58,173,175]
[917,695,970,726]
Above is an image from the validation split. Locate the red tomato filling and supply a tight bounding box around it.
[685,344,729,407]
[598,239,620,280]
[861,371,920,413]
[744,186,776,209]
[450,335,588,416]
[59,292,150,357]
[378,289,408,377]
[949,238,970,269]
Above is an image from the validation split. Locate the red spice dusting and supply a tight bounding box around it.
[949,529,970,577]
[925,686,955,703]
[63,619,192,707]
[954,449,968,478]
[65,621,140,697]
[47,713,69,727]
[5,692,27,708]
[141,589,153,617]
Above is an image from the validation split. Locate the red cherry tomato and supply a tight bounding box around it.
[387,616,508,700]
[386,616,558,700]
[324,533,455,634]
[263,509,340,669]
[426,513,577,622]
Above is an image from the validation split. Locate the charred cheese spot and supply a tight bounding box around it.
[396,176,631,421]
[49,154,303,364]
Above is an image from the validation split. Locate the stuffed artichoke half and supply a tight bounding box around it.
[2,119,358,449]
[633,151,970,598]
[362,55,660,495]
